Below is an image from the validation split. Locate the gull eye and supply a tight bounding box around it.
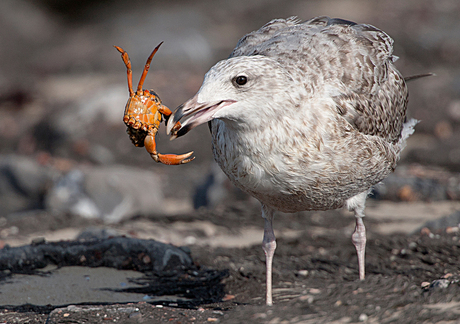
[233,75,248,86]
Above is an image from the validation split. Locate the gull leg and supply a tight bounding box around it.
[346,191,368,280]
[261,204,276,306]
[352,216,366,280]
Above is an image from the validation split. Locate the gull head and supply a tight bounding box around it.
[166,55,298,138]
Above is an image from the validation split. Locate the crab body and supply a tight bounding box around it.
[123,90,162,147]
[115,43,194,165]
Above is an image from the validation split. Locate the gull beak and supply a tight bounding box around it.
[166,94,236,139]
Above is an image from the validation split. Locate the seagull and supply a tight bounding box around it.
[166,16,417,306]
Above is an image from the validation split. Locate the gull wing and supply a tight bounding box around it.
[230,16,408,144]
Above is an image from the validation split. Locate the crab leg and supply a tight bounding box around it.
[114,46,134,97]
[144,129,194,165]
[137,42,163,92]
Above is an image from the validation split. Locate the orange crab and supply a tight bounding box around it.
[114,42,194,165]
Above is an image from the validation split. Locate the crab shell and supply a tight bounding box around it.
[123,89,164,147]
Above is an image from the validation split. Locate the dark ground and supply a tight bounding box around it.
[1,0,460,323]
[1,203,460,323]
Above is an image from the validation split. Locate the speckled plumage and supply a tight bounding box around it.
[167,16,416,305]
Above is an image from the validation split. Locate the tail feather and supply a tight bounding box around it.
[398,118,418,152]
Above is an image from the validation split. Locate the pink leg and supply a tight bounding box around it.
[262,205,276,306]
[352,217,366,280]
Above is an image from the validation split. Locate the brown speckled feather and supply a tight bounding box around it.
[230,16,408,144]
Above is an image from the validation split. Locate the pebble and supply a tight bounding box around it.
[359,313,368,322]
[31,237,45,245]
[184,236,197,245]
[128,312,140,319]
[420,227,431,236]
[398,185,417,201]
[297,270,309,276]
[299,295,314,303]
[430,279,450,289]
[116,307,139,313]
[0,226,19,238]
[421,282,430,289]
[222,294,235,301]
[353,288,364,295]
[142,255,151,264]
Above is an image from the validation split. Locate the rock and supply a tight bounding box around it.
[0,237,193,273]
[193,163,230,209]
[55,85,127,140]
[358,313,368,322]
[429,279,450,290]
[372,171,447,202]
[415,210,460,234]
[193,162,256,209]
[45,165,166,223]
[0,154,56,217]
[421,282,430,289]
[45,169,100,219]
[0,154,186,224]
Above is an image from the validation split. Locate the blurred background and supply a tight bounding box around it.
[0,0,459,244]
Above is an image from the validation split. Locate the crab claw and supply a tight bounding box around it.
[153,152,195,165]
[144,133,194,165]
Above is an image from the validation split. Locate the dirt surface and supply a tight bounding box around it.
[1,202,460,323]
